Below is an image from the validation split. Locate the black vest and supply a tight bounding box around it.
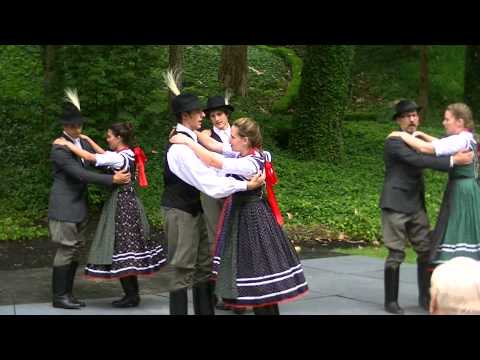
[161,131,202,216]
[210,128,223,143]
[103,150,137,191]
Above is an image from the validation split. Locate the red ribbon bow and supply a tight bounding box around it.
[133,146,148,188]
[264,160,284,226]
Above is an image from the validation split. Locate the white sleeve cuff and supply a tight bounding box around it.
[236,180,248,191]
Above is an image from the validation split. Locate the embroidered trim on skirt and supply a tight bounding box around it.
[430,176,480,264]
[85,187,167,279]
[212,194,308,308]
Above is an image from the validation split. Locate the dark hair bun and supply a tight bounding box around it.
[109,122,136,147]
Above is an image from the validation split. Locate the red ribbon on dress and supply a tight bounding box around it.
[133,146,148,188]
[264,159,284,226]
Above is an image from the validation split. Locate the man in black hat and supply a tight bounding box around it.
[162,77,264,315]
[380,99,473,314]
[48,89,131,309]
[202,95,234,145]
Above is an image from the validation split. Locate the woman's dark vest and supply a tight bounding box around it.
[211,128,223,143]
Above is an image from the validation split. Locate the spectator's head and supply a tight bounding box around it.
[430,257,480,315]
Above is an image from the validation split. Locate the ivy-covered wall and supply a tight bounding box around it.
[290,45,355,161]
[464,45,480,120]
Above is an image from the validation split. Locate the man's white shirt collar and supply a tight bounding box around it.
[63,131,82,147]
[213,126,231,142]
[176,123,198,143]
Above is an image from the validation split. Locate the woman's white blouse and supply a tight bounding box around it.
[95,149,135,170]
[432,131,476,156]
[219,150,272,179]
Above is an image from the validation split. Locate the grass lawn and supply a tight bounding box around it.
[334,246,417,264]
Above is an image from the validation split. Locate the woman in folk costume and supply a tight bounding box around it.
[200,91,247,314]
[162,70,265,315]
[388,103,480,266]
[170,117,309,315]
[54,90,166,308]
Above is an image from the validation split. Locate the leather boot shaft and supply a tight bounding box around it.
[384,265,404,315]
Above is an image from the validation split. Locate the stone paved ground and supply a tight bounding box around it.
[0,255,428,315]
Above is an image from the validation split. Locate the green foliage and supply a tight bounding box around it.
[335,246,417,264]
[349,45,465,125]
[0,100,55,217]
[344,112,377,122]
[274,119,448,242]
[0,45,463,244]
[254,113,293,150]
[176,45,290,118]
[290,45,355,161]
[464,46,480,119]
[429,46,465,115]
[0,45,293,240]
[0,46,43,102]
[62,45,168,131]
[0,214,48,241]
[256,46,303,113]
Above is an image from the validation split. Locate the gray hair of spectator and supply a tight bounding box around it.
[430,257,480,315]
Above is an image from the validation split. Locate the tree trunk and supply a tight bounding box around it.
[401,45,417,54]
[219,45,248,97]
[464,45,480,119]
[41,45,64,123]
[289,45,355,162]
[418,45,429,121]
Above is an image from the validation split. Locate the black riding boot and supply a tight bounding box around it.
[417,261,432,311]
[193,281,215,315]
[384,265,404,315]
[253,304,280,316]
[207,280,218,308]
[210,281,246,314]
[67,262,86,307]
[52,264,81,309]
[112,276,140,308]
[170,288,188,315]
[215,298,230,310]
[212,283,231,311]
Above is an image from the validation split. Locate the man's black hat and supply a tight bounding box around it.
[59,88,86,125]
[393,100,422,120]
[171,93,203,115]
[204,95,234,116]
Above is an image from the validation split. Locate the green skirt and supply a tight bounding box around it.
[430,177,480,263]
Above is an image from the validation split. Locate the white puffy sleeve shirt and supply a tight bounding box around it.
[167,144,247,199]
[95,149,134,170]
[219,150,271,179]
[432,131,475,156]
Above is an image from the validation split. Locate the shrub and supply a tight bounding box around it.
[256,45,303,114]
